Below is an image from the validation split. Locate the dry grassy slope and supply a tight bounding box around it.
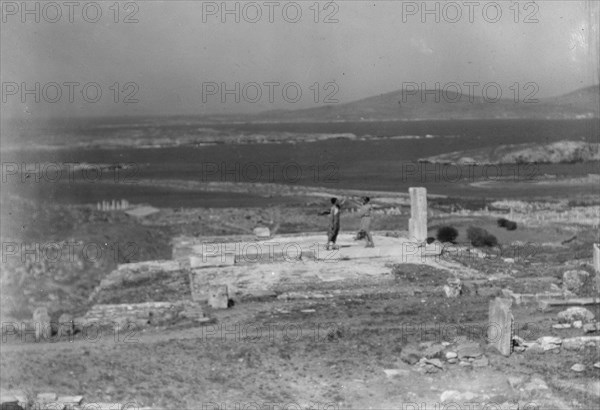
[0,196,172,319]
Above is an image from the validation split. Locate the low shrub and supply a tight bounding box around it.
[467,226,498,247]
[497,218,517,231]
[436,226,458,243]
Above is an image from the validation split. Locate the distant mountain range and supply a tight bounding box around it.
[252,85,599,122]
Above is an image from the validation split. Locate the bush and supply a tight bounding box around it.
[467,226,498,247]
[497,218,517,231]
[436,226,458,243]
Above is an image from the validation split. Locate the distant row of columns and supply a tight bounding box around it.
[97,199,129,212]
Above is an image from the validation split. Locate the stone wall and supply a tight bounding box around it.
[89,260,191,304]
[83,301,181,327]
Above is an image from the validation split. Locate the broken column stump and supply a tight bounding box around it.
[488,297,514,356]
[208,285,229,309]
[408,187,427,243]
[32,307,51,342]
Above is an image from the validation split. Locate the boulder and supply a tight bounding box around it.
[557,307,595,323]
[253,227,271,238]
[571,363,585,372]
[457,342,483,359]
[400,345,421,365]
[443,278,462,298]
[422,343,445,359]
[537,336,562,351]
[562,270,590,294]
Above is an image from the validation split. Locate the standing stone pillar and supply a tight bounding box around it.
[488,297,513,356]
[408,187,427,242]
[593,243,600,293]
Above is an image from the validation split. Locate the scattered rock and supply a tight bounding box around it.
[558,307,595,323]
[383,369,410,378]
[440,390,478,403]
[253,226,271,238]
[583,322,598,333]
[562,270,590,294]
[562,336,600,350]
[447,358,458,364]
[424,358,444,369]
[472,356,489,367]
[523,342,543,354]
[58,313,74,335]
[523,377,549,392]
[445,351,458,360]
[457,342,483,359]
[440,390,461,403]
[423,343,445,359]
[594,362,600,369]
[571,363,586,372]
[443,278,462,298]
[537,336,562,351]
[400,346,421,365]
[507,375,525,389]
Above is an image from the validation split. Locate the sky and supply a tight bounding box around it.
[1,0,599,119]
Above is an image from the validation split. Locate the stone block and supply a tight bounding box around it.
[208,285,229,309]
[58,313,74,336]
[488,297,513,356]
[253,227,271,238]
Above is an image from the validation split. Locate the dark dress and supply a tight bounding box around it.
[327,204,340,243]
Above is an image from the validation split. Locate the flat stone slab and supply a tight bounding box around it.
[125,206,160,218]
[190,253,235,268]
